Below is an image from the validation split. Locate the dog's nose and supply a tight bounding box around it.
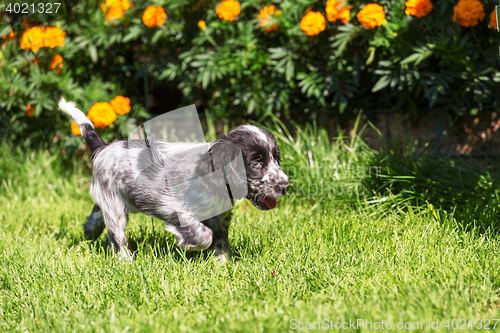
[277,181,290,195]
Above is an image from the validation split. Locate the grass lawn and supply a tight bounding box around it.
[2,122,500,332]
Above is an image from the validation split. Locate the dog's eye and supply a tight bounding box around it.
[256,155,263,165]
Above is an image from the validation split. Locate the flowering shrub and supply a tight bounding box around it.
[2,0,500,153]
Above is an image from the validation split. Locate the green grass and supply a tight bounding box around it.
[2,122,500,332]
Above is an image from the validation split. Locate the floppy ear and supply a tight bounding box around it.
[194,148,213,178]
[209,142,248,200]
[193,147,228,199]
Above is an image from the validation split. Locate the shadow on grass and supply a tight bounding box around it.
[58,215,273,263]
[61,221,246,263]
[363,143,500,234]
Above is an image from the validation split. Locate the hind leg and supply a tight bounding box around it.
[84,204,106,240]
[99,199,132,260]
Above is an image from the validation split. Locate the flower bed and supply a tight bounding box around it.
[1,0,500,152]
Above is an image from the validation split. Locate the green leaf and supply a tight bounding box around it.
[89,45,98,63]
[0,25,12,37]
[372,75,391,92]
[338,95,348,114]
[123,26,143,43]
[247,98,256,114]
[195,53,215,60]
[366,47,376,66]
[190,61,205,68]
[268,47,288,60]
[202,70,210,89]
[151,30,163,44]
[286,59,294,82]
[400,53,421,65]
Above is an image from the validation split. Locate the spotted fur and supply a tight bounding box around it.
[59,99,289,261]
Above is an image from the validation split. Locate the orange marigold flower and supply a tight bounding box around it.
[490,9,498,30]
[25,104,33,117]
[20,26,44,52]
[258,5,281,32]
[405,0,433,18]
[106,5,124,21]
[142,5,167,27]
[50,54,63,73]
[111,95,131,115]
[337,7,351,24]
[43,27,66,48]
[357,3,386,29]
[87,102,116,129]
[2,30,16,43]
[71,121,81,136]
[452,0,485,27]
[110,0,129,11]
[216,0,241,21]
[198,20,207,30]
[20,26,65,52]
[101,0,130,22]
[326,0,351,24]
[300,11,326,36]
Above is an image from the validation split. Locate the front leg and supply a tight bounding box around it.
[212,237,231,263]
[164,212,214,251]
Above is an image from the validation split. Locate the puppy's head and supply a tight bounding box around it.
[220,125,290,210]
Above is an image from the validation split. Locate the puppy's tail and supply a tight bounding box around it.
[58,97,106,154]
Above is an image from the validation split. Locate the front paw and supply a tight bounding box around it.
[213,239,231,263]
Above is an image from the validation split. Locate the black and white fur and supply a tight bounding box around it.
[59,98,289,261]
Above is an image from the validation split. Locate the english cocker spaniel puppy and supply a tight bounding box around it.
[59,98,289,261]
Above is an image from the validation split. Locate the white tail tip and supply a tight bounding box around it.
[58,96,94,128]
[58,96,77,110]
